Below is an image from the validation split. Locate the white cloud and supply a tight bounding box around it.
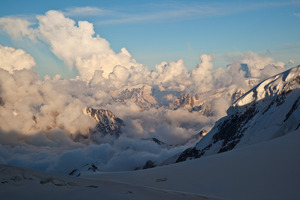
[96,2,289,25]
[225,51,285,78]
[64,6,111,17]
[37,10,112,67]
[0,45,36,73]
[152,59,190,91]
[36,10,143,82]
[190,54,215,93]
[0,68,96,135]
[0,17,37,40]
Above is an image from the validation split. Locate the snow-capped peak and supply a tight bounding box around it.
[234,65,300,107]
[176,65,300,162]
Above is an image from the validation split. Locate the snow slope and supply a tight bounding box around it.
[176,65,300,161]
[0,166,218,200]
[87,130,300,200]
[1,130,299,200]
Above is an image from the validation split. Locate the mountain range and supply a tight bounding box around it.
[1,65,299,200]
[177,65,300,162]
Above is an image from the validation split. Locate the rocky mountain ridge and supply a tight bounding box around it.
[84,107,124,137]
[69,163,100,177]
[176,65,300,162]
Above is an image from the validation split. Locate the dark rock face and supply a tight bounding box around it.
[85,107,124,137]
[150,138,166,146]
[213,105,257,153]
[0,97,4,106]
[176,104,258,162]
[176,147,201,163]
[231,90,244,102]
[134,160,157,170]
[142,160,156,169]
[69,163,99,177]
[284,96,300,122]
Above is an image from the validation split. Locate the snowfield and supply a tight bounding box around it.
[1,129,299,200]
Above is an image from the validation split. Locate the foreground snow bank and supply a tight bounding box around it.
[0,166,218,200]
[1,130,299,200]
[88,130,300,200]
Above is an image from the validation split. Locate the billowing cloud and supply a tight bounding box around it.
[152,59,190,91]
[190,54,215,93]
[0,45,36,73]
[0,69,95,135]
[36,10,143,82]
[0,17,37,40]
[226,51,285,78]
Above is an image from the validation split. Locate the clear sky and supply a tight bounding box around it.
[0,0,299,78]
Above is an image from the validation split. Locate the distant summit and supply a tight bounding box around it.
[85,107,124,137]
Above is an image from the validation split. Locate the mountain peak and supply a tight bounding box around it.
[234,65,300,107]
[176,65,300,162]
[84,107,124,137]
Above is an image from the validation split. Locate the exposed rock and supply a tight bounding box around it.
[176,66,300,162]
[0,97,4,106]
[142,160,156,170]
[85,107,124,137]
[69,163,99,177]
[113,85,157,109]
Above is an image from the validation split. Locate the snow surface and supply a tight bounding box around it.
[235,66,300,107]
[1,130,299,200]
[186,65,300,158]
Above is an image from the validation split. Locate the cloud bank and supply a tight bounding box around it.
[0,10,290,173]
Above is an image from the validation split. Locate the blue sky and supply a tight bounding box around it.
[0,0,299,77]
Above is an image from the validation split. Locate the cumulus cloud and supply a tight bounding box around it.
[36,10,143,82]
[190,54,215,93]
[0,69,96,135]
[0,17,37,40]
[225,51,285,78]
[152,59,190,91]
[0,45,36,73]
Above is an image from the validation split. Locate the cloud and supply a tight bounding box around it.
[37,10,112,67]
[95,2,290,25]
[96,5,222,25]
[152,59,190,91]
[190,54,215,93]
[64,6,111,17]
[36,10,143,82]
[0,45,36,73]
[225,51,285,78]
[0,68,96,135]
[0,17,37,40]
[0,10,293,174]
